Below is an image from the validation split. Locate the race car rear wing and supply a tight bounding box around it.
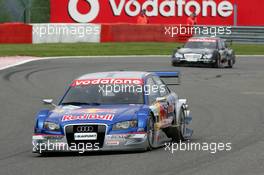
[152,71,181,85]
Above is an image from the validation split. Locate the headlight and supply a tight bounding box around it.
[203,54,213,59]
[44,121,60,131]
[175,52,183,58]
[112,120,138,130]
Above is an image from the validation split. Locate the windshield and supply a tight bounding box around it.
[60,84,144,105]
[184,41,217,49]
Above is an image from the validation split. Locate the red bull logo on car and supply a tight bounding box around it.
[62,114,115,121]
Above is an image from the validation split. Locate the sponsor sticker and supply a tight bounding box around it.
[85,108,117,113]
[74,133,97,140]
[62,114,114,121]
[106,135,127,141]
[188,38,217,42]
[106,141,120,146]
[71,78,144,87]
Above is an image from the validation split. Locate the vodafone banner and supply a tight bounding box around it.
[51,0,237,25]
[50,0,264,26]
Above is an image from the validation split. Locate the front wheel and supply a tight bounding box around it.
[228,59,234,68]
[147,116,155,150]
[172,61,180,67]
[174,109,185,142]
[213,57,221,68]
[165,109,185,143]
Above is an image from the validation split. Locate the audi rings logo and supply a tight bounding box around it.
[76,126,94,132]
[68,0,100,23]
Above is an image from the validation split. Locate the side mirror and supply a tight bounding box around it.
[42,99,56,107]
[156,97,166,103]
[43,99,53,104]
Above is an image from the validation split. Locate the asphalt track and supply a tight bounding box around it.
[0,56,264,175]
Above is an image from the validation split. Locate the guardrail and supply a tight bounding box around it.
[1,23,264,44]
[196,26,264,44]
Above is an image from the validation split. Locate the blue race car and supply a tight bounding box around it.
[32,71,193,154]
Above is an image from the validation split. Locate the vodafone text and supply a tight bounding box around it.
[68,0,234,23]
[71,78,144,86]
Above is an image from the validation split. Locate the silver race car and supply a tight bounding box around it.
[172,37,236,68]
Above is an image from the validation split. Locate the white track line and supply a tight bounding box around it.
[44,55,264,59]
[0,59,37,71]
[0,55,263,71]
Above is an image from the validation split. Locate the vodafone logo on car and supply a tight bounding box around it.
[71,78,144,86]
[68,0,234,23]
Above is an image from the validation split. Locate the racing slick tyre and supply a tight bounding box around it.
[228,59,234,68]
[174,109,185,142]
[213,57,221,68]
[212,53,223,68]
[172,62,180,67]
[147,116,155,150]
[165,109,185,143]
[37,151,50,157]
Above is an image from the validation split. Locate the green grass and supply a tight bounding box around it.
[229,44,264,55]
[0,43,263,57]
